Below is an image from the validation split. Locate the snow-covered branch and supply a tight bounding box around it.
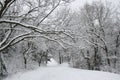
[0,32,32,51]
[0,20,45,32]
[11,35,66,49]
[0,0,16,18]
[87,31,107,49]
[84,39,105,49]
[62,31,75,42]
[36,0,60,27]
[0,20,74,36]
[0,29,12,47]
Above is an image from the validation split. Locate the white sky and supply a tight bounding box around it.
[70,0,119,10]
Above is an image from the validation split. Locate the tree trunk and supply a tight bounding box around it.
[0,53,7,76]
[38,56,43,67]
[45,53,48,64]
[86,50,91,70]
[23,57,27,69]
[93,47,100,70]
[38,62,41,67]
[59,51,62,64]
[104,47,111,66]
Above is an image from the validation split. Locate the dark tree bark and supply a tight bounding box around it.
[104,46,111,66]
[59,51,62,64]
[23,56,27,69]
[93,46,100,70]
[22,45,29,69]
[0,0,16,18]
[0,53,7,76]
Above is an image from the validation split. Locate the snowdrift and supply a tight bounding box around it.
[4,64,120,80]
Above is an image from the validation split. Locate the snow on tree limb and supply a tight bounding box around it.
[11,35,66,49]
[0,32,32,51]
[0,0,74,54]
[84,39,105,49]
[0,20,45,32]
[0,20,73,36]
[36,0,61,27]
[0,20,74,52]
[87,31,107,50]
[0,0,16,18]
[0,29,12,47]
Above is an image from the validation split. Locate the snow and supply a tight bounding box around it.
[4,63,120,80]
[47,58,58,66]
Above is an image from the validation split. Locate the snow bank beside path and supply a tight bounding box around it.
[4,64,120,80]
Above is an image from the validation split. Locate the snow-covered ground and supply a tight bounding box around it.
[46,58,58,66]
[4,62,120,80]
[4,59,120,80]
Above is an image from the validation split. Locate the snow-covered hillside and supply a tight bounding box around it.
[4,63,120,80]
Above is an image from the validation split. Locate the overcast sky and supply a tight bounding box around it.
[70,0,119,10]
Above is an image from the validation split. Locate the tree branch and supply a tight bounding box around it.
[0,20,45,32]
[0,28,12,47]
[0,32,32,51]
[11,35,66,49]
[0,0,16,18]
[36,0,61,27]
[0,1,3,8]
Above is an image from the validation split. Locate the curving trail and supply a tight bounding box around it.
[4,63,120,80]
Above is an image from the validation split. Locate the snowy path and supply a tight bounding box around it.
[4,64,120,80]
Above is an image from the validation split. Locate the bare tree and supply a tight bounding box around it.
[79,1,115,68]
[0,0,74,75]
